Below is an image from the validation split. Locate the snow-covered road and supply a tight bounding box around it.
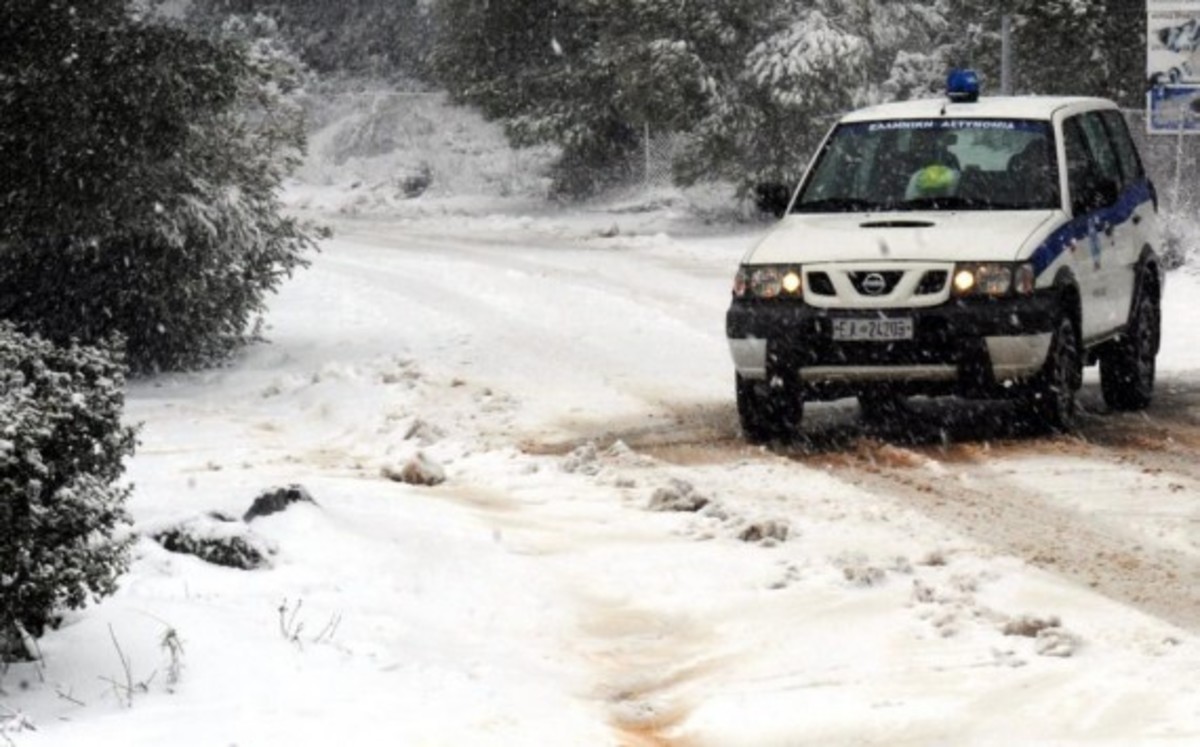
[9,211,1200,746]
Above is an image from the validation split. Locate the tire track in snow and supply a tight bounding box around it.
[530,381,1200,632]
[315,247,722,423]
[337,227,729,341]
[791,437,1200,633]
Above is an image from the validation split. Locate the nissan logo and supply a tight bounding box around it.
[861,272,888,296]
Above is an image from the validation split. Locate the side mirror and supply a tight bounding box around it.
[753,182,793,219]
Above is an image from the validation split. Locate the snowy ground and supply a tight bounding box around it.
[4,193,1200,745]
[7,86,1200,744]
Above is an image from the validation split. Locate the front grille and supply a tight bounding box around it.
[916,270,948,295]
[849,271,903,296]
[806,272,836,296]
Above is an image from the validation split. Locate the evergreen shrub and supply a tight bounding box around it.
[0,1,320,373]
[0,323,137,660]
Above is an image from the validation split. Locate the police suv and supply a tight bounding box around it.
[726,71,1164,441]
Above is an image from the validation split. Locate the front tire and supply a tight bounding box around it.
[1100,284,1160,411]
[736,373,803,443]
[1027,314,1081,433]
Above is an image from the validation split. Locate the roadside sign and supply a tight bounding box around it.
[1147,0,1200,133]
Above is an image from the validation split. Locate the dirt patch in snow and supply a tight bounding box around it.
[521,404,756,466]
[575,597,720,747]
[541,381,1200,478]
[426,484,522,514]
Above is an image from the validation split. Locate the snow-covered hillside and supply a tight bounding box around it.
[288,83,558,216]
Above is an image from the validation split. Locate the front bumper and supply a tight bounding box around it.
[726,293,1058,400]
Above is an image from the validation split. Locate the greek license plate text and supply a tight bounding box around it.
[832,318,914,341]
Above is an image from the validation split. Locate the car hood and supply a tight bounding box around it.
[745,210,1063,265]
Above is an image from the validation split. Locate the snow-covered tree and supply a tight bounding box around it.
[1009,0,1144,106]
[0,0,319,372]
[433,0,1142,194]
[681,0,952,189]
[431,0,958,194]
[188,0,432,78]
[431,0,625,195]
[432,0,781,196]
[0,324,136,659]
[940,0,1145,107]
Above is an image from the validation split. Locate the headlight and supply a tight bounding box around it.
[752,267,784,298]
[952,262,1035,297]
[733,265,804,299]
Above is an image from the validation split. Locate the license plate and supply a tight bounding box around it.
[832,318,914,341]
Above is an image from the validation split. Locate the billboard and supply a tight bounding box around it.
[1147,0,1200,133]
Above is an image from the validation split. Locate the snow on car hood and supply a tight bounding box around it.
[745,210,1063,265]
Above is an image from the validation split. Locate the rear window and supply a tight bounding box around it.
[794,119,1060,213]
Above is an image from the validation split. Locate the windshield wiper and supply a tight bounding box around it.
[791,197,881,213]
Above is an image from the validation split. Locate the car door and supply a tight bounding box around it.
[1077,110,1136,333]
[1061,116,1118,341]
[1100,108,1157,319]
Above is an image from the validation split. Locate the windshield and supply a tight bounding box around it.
[793,119,1060,213]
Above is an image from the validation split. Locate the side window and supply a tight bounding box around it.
[1063,117,1098,208]
[1099,110,1145,187]
[1078,112,1122,188]
[802,127,871,202]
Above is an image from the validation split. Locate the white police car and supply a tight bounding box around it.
[727,71,1164,441]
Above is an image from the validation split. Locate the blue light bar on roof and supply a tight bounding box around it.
[946,69,980,103]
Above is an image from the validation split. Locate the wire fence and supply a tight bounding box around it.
[641,126,685,187]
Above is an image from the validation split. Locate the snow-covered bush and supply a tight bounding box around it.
[244,484,318,522]
[0,324,137,660]
[151,515,274,570]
